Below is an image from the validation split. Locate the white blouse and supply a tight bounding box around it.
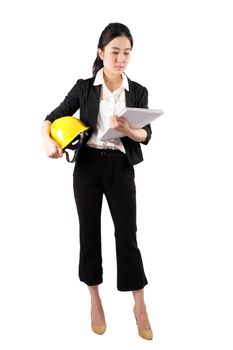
[86,68,129,153]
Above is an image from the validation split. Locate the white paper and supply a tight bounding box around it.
[100,107,163,141]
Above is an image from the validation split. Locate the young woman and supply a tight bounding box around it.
[41,22,153,340]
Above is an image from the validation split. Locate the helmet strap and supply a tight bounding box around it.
[64,132,86,163]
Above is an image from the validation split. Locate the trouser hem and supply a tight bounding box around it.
[117,280,148,292]
[80,279,103,286]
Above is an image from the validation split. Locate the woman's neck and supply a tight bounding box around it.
[103,69,123,92]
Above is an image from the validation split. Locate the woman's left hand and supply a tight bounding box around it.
[109,115,131,135]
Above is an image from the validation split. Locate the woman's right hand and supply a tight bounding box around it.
[43,137,63,159]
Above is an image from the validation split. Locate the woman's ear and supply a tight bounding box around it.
[98,48,104,60]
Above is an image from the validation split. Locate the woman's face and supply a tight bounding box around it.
[98,36,131,75]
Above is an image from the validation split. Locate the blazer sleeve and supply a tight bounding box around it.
[44,79,82,123]
[138,86,152,145]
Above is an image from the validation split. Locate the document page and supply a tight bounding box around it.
[100,107,163,141]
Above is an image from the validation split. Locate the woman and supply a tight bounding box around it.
[41,22,153,340]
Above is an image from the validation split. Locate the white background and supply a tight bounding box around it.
[1,0,233,349]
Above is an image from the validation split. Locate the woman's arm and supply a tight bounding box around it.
[41,120,63,158]
[42,79,83,158]
[137,85,152,145]
[109,115,147,143]
[125,127,147,143]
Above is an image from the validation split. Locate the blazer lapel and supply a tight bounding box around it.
[87,84,101,129]
[125,79,136,107]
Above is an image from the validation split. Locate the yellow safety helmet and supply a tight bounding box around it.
[50,116,91,162]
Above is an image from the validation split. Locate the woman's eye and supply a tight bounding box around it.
[111,52,130,56]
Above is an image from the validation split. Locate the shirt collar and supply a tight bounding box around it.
[93,67,129,91]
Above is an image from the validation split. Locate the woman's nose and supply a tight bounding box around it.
[116,53,125,62]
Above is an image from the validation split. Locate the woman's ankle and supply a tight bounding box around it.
[91,297,102,307]
[88,285,102,304]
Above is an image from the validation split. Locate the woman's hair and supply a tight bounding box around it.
[92,22,133,76]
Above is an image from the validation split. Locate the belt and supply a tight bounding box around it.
[85,146,124,156]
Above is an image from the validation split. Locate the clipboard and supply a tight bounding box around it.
[100,107,163,141]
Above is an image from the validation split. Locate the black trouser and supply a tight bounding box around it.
[73,146,148,291]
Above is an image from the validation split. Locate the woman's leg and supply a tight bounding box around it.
[104,154,148,291]
[132,288,152,331]
[73,149,107,334]
[88,285,106,328]
[73,154,104,286]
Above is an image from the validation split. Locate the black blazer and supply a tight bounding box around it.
[45,76,152,165]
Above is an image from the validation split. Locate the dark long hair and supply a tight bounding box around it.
[92,22,133,76]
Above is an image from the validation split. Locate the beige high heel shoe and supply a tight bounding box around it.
[133,306,153,340]
[90,305,106,335]
[91,323,106,335]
